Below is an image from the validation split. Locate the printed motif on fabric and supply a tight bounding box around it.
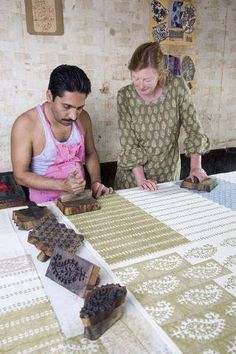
[184,244,217,260]
[0,255,66,353]
[145,301,175,325]
[221,237,236,247]
[134,276,180,296]
[68,194,189,265]
[224,276,236,290]
[171,312,225,341]
[114,249,235,354]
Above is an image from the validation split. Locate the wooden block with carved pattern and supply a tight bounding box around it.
[56,189,100,216]
[0,172,26,209]
[12,202,54,230]
[27,215,84,262]
[80,284,127,340]
[46,246,100,298]
[180,177,217,192]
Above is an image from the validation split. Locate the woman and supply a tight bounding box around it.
[115,42,210,190]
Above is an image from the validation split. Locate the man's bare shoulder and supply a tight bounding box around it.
[77,109,92,132]
[79,109,90,122]
[13,107,39,130]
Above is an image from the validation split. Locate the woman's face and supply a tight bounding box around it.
[131,67,159,97]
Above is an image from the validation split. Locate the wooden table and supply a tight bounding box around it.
[1,172,236,353]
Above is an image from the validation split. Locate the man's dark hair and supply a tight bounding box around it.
[48,64,91,100]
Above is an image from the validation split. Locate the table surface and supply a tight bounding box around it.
[1,172,236,354]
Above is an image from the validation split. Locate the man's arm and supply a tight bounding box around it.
[11,113,85,194]
[80,111,113,198]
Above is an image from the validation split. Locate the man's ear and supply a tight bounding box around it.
[46,89,53,102]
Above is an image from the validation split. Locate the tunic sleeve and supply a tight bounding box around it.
[177,77,210,157]
[117,88,148,170]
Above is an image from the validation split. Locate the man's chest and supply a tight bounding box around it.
[32,123,73,156]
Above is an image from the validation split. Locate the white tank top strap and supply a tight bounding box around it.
[31,107,57,176]
[70,121,82,144]
[36,104,54,142]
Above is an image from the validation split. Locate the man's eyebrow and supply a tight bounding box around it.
[63,103,85,110]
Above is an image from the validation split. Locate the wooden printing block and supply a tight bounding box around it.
[80,284,127,340]
[12,202,54,230]
[0,199,26,209]
[180,177,217,192]
[56,190,100,216]
[37,251,51,262]
[45,246,100,298]
[0,172,26,209]
[27,214,84,261]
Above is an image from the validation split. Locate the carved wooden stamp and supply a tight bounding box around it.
[180,177,217,192]
[12,202,54,230]
[56,189,100,216]
[0,172,26,209]
[46,246,100,298]
[80,284,127,340]
[27,215,84,261]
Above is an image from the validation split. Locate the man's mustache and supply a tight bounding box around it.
[62,118,75,123]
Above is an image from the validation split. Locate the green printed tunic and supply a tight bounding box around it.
[115,72,210,189]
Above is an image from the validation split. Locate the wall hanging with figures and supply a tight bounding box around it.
[164,53,196,90]
[149,0,197,90]
[150,0,196,45]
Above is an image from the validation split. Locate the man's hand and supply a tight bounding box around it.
[63,170,86,194]
[91,182,113,199]
[189,167,208,183]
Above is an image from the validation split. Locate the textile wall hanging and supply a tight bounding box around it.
[24,0,64,35]
[164,54,196,90]
[149,0,196,45]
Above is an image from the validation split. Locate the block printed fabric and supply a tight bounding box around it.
[0,255,66,353]
[68,193,189,265]
[113,239,236,354]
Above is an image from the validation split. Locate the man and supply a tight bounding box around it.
[11,64,112,203]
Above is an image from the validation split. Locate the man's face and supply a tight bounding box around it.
[48,90,86,126]
[131,67,159,97]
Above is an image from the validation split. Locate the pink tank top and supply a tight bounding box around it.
[29,104,85,203]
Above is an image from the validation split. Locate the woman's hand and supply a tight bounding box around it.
[190,154,208,182]
[132,166,157,191]
[137,179,158,191]
[189,167,208,183]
